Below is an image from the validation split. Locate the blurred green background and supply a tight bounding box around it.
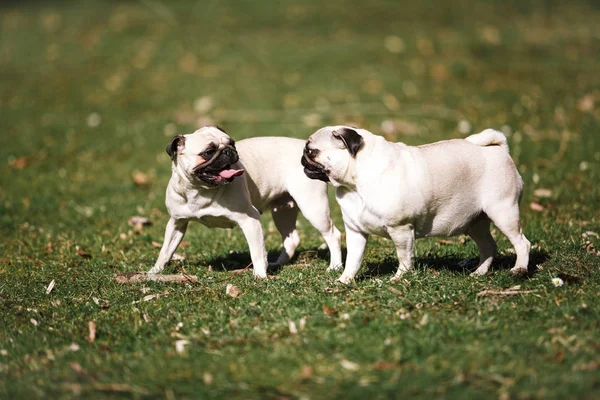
[1,0,599,398]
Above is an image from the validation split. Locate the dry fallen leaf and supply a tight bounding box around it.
[92,297,111,309]
[288,320,298,335]
[301,365,314,378]
[171,253,186,261]
[577,94,595,112]
[133,171,151,186]
[128,216,152,232]
[131,291,169,304]
[76,247,92,259]
[9,156,31,169]
[69,362,85,374]
[87,321,96,343]
[530,201,544,212]
[151,241,162,248]
[203,372,214,385]
[340,359,360,371]
[373,361,397,371]
[533,188,552,198]
[226,284,241,298]
[45,279,55,295]
[175,339,189,354]
[322,304,338,316]
[573,360,599,371]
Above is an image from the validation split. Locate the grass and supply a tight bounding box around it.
[1,0,599,398]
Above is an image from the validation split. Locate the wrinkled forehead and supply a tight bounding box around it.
[310,126,348,145]
[186,127,230,149]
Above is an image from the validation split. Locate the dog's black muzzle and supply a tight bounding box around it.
[301,146,329,183]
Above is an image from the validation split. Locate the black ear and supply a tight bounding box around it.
[333,128,363,157]
[166,135,185,160]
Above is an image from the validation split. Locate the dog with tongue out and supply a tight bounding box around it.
[148,126,342,278]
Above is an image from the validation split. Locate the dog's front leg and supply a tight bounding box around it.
[337,227,368,284]
[237,211,268,278]
[388,224,415,282]
[148,218,189,274]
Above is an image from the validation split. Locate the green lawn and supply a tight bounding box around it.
[1,0,599,398]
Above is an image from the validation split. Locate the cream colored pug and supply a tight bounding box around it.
[148,126,342,277]
[302,126,530,284]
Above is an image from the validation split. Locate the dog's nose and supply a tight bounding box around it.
[222,147,235,158]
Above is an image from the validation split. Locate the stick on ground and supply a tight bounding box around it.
[115,272,198,284]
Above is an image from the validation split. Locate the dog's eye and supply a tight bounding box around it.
[200,148,216,159]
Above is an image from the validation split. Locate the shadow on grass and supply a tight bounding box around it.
[179,247,336,274]
[358,250,550,281]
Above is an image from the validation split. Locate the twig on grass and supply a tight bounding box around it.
[114,272,198,284]
[477,285,537,297]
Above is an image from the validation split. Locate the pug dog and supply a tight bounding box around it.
[302,126,530,284]
[148,126,342,277]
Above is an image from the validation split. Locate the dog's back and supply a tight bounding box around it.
[236,136,326,210]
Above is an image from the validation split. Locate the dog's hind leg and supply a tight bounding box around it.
[486,203,530,276]
[388,224,415,282]
[468,218,497,276]
[271,201,300,266]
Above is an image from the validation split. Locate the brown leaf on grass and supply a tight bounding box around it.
[584,241,600,256]
[127,216,152,232]
[171,253,185,261]
[46,242,54,253]
[151,241,162,248]
[322,305,338,316]
[387,286,404,296]
[300,365,313,378]
[530,201,544,212]
[132,171,151,187]
[577,94,595,112]
[69,362,85,374]
[533,188,552,198]
[226,284,241,298]
[373,361,398,371]
[87,321,96,344]
[115,273,197,284]
[92,297,111,309]
[9,156,31,169]
[572,360,599,371]
[76,247,92,259]
[551,351,564,363]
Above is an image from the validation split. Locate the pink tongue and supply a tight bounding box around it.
[218,169,245,179]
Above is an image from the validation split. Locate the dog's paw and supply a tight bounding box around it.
[326,264,343,272]
[336,275,353,285]
[509,266,528,276]
[253,271,268,279]
[470,268,489,277]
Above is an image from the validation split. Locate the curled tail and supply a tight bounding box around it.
[465,129,509,152]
